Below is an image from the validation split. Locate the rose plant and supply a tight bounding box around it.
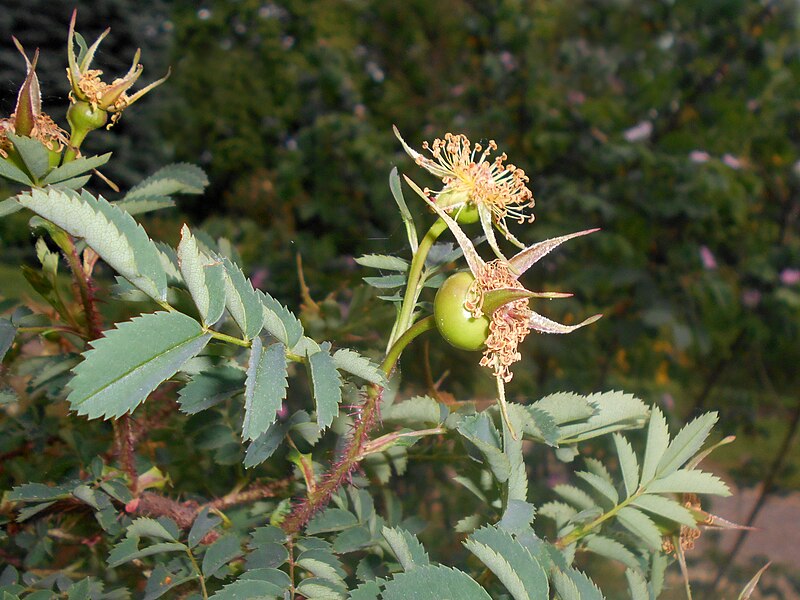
[0,14,769,600]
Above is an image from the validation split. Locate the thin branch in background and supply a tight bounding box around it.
[711,396,800,591]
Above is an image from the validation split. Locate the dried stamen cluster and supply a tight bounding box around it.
[465,259,533,382]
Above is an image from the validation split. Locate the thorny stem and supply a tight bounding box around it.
[389,218,448,348]
[56,223,143,489]
[61,235,103,339]
[115,416,138,490]
[280,317,435,534]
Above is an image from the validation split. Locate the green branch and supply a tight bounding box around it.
[389,218,447,348]
[554,488,644,549]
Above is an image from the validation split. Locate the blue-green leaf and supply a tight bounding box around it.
[575,471,618,505]
[296,548,347,583]
[382,565,490,600]
[308,347,342,430]
[208,580,282,600]
[259,290,303,348]
[656,412,718,477]
[332,348,386,385]
[242,338,287,441]
[0,318,16,361]
[126,163,208,199]
[114,195,175,216]
[18,188,167,301]
[0,156,33,185]
[7,134,49,180]
[68,311,210,420]
[244,421,287,468]
[389,166,418,252]
[188,507,222,548]
[614,433,640,498]
[456,413,510,483]
[42,153,111,184]
[625,568,649,600]
[616,507,662,551]
[306,508,359,535]
[465,526,548,600]
[641,407,669,484]
[646,469,730,496]
[382,527,429,571]
[355,254,409,271]
[556,391,649,444]
[107,538,186,567]
[222,258,264,340]
[202,534,242,577]
[177,365,245,415]
[583,535,640,571]
[632,494,697,528]
[178,225,226,325]
[295,578,346,599]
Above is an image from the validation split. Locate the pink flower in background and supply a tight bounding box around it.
[623,120,652,142]
[780,268,800,286]
[722,154,742,169]
[689,150,711,163]
[567,90,586,105]
[742,289,761,308]
[699,246,717,270]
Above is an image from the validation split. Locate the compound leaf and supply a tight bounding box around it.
[616,507,662,551]
[656,412,718,477]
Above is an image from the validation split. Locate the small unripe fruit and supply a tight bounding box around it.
[434,271,489,351]
[67,101,108,133]
[454,204,480,224]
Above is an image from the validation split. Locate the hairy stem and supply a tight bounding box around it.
[282,215,447,534]
[281,316,436,534]
[116,416,138,491]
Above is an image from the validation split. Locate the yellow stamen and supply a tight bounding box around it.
[420,132,535,229]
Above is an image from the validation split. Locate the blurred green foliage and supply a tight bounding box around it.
[2,0,799,475]
[158,0,800,438]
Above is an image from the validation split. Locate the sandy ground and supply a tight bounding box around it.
[671,485,800,599]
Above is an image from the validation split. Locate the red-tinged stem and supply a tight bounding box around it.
[62,235,103,340]
[281,316,436,534]
[115,416,138,490]
[60,230,141,489]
